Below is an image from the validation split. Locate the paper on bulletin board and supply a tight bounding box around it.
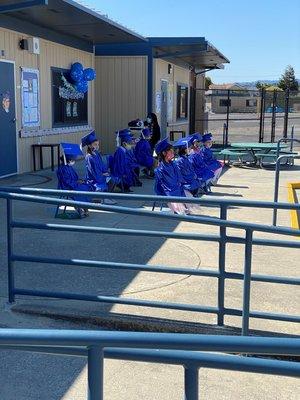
[167,84,173,122]
[155,92,161,114]
[21,67,40,128]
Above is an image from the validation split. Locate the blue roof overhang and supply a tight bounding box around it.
[0,0,146,52]
[148,37,229,70]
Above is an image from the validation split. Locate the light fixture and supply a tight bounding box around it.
[168,63,173,74]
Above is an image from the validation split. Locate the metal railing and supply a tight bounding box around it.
[273,136,300,225]
[0,329,299,400]
[1,187,299,336]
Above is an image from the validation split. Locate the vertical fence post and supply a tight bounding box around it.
[88,345,104,400]
[242,229,253,336]
[7,198,15,304]
[184,365,199,400]
[273,152,282,226]
[226,90,230,143]
[283,89,290,138]
[217,205,227,326]
[271,90,277,143]
[259,88,265,143]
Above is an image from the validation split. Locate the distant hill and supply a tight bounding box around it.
[234,79,300,89]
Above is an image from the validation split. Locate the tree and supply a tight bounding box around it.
[256,81,272,90]
[205,76,212,90]
[278,65,299,92]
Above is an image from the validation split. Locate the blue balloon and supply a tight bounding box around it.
[75,80,88,93]
[70,62,84,82]
[83,68,96,81]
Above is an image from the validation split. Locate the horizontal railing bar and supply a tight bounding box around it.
[9,204,300,237]
[250,311,300,323]
[12,255,299,286]
[225,272,300,286]
[104,348,300,378]
[13,288,219,315]
[10,221,222,242]
[0,330,299,355]
[0,345,87,357]
[10,221,300,248]
[0,345,299,378]
[11,255,221,278]
[1,187,300,210]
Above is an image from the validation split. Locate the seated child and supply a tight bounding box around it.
[173,136,204,196]
[57,143,93,216]
[81,131,116,204]
[113,129,141,192]
[188,134,215,191]
[154,138,196,215]
[200,133,223,184]
[134,127,157,177]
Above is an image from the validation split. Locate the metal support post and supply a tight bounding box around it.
[184,365,199,400]
[88,346,104,400]
[218,206,227,326]
[242,229,253,336]
[7,199,15,303]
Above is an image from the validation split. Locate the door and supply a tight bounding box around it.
[160,80,168,137]
[0,60,17,177]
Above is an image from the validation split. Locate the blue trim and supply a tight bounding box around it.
[0,0,48,13]
[0,14,94,53]
[148,37,206,46]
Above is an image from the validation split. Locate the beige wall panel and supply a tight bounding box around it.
[154,59,190,137]
[0,26,95,173]
[95,56,147,154]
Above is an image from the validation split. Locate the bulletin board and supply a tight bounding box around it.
[21,67,40,128]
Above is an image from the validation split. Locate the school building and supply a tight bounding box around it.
[0,0,229,177]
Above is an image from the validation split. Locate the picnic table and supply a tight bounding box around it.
[230,142,288,165]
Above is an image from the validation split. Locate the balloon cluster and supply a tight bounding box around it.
[69,62,96,94]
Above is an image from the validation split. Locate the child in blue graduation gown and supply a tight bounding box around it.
[154,139,195,215]
[82,131,117,204]
[113,129,140,192]
[200,133,223,184]
[57,143,93,216]
[173,136,204,196]
[188,133,215,189]
[134,128,156,177]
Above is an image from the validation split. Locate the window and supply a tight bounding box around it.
[51,67,88,127]
[246,99,257,107]
[219,99,231,107]
[177,84,188,119]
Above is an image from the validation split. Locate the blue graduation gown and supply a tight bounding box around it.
[113,146,135,187]
[85,151,108,191]
[57,164,93,202]
[188,152,214,182]
[200,147,222,172]
[175,155,202,191]
[135,138,154,168]
[154,160,185,197]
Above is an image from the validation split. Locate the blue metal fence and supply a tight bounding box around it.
[1,187,299,336]
[0,329,299,400]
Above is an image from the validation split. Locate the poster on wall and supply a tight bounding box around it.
[21,68,40,128]
[168,84,173,122]
[155,92,161,114]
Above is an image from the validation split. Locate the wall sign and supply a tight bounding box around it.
[21,67,40,128]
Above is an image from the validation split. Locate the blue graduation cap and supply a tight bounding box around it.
[61,142,83,162]
[191,132,202,143]
[81,130,98,147]
[115,128,134,145]
[173,136,194,148]
[141,128,151,138]
[201,133,213,142]
[155,138,172,154]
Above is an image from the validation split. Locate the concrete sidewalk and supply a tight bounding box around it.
[0,160,299,399]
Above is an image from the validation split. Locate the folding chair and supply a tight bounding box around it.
[55,171,82,219]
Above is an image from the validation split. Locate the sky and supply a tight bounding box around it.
[79,0,300,84]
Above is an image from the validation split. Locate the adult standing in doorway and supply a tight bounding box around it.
[148,113,161,150]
